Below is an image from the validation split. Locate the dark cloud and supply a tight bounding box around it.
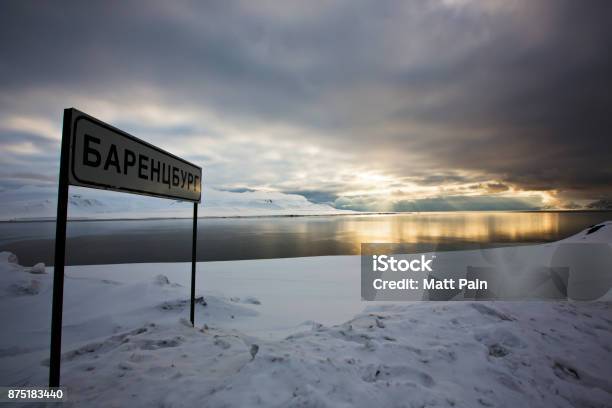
[482,182,510,193]
[0,130,55,146]
[411,173,481,186]
[392,196,541,212]
[285,190,339,204]
[217,187,257,193]
[335,195,541,212]
[0,0,611,209]
[0,172,56,190]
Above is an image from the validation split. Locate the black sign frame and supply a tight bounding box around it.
[49,108,202,387]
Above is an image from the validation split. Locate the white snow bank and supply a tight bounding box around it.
[0,223,611,407]
[0,185,355,221]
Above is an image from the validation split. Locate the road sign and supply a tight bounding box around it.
[68,109,201,202]
[50,108,202,388]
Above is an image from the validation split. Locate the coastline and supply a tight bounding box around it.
[3,208,612,223]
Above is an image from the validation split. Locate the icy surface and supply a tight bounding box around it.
[0,223,611,407]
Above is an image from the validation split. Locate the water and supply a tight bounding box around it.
[0,211,610,266]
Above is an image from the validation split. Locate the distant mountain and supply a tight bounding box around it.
[586,199,612,210]
[0,185,354,221]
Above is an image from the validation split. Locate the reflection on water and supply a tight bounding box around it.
[0,211,609,265]
[340,212,564,252]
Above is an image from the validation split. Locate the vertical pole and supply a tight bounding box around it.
[190,202,198,326]
[49,109,71,387]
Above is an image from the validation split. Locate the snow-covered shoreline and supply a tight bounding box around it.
[1,223,611,407]
[0,211,390,223]
[0,185,357,221]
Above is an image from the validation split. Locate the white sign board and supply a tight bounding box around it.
[67,109,201,202]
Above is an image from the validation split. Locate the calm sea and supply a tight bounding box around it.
[0,211,610,265]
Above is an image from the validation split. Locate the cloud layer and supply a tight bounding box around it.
[1,0,610,210]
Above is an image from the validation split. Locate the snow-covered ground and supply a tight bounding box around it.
[0,185,355,221]
[0,224,611,407]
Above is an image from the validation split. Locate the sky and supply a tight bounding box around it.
[0,0,611,211]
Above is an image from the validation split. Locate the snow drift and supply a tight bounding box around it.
[0,223,611,407]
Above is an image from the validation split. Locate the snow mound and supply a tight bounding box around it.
[562,220,612,243]
[29,262,46,274]
[0,236,611,407]
[25,302,612,407]
[0,251,43,297]
[0,251,19,265]
[230,296,262,305]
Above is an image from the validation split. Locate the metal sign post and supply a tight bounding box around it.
[49,108,202,387]
[190,202,198,325]
[49,110,72,388]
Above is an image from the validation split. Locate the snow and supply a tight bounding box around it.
[0,185,355,221]
[29,262,46,274]
[0,223,611,407]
